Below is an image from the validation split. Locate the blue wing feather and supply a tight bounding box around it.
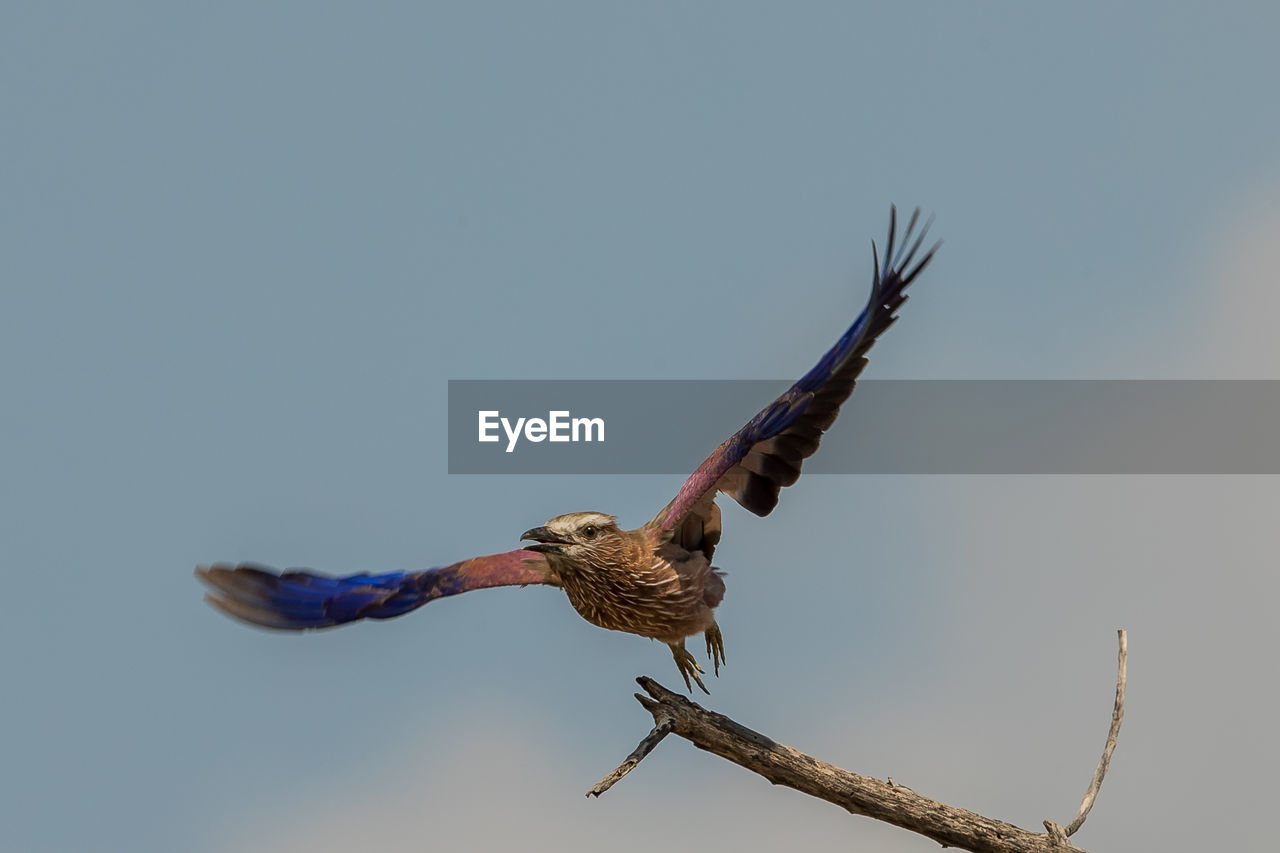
[660,206,938,531]
[197,550,558,631]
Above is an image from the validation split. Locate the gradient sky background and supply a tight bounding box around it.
[4,3,1279,851]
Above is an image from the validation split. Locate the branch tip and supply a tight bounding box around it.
[587,716,673,798]
[1051,629,1127,839]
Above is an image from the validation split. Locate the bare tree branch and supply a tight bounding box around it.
[1045,628,1127,840]
[591,632,1129,853]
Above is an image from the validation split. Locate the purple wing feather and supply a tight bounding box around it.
[659,207,938,533]
[196,549,559,630]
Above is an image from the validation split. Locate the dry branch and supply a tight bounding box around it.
[590,630,1128,853]
[1046,628,1127,841]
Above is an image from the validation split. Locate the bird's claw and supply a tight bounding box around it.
[669,642,709,695]
[704,624,725,676]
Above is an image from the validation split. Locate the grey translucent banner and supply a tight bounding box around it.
[448,380,1280,475]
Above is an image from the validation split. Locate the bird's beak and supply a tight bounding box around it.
[521,526,572,553]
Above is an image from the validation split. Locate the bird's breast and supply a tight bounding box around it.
[559,550,720,643]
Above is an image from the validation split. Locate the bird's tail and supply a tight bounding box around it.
[196,564,458,630]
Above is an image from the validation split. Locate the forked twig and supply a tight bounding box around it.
[588,711,674,797]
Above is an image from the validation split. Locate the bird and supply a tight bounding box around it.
[197,207,938,693]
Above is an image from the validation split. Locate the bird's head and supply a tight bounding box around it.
[521,512,625,569]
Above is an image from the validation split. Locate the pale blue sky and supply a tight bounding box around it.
[3,3,1279,852]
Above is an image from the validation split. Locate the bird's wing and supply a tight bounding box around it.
[196,548,559,630]
[657,207,938,542]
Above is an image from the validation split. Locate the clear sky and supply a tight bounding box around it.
[3,3,1278,851]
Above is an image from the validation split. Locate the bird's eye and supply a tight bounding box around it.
[582,525,597,539]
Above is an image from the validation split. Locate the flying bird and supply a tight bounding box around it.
[197,207,938,693]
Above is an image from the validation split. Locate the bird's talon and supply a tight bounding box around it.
[704,624,726,676]
[670,641,710,694]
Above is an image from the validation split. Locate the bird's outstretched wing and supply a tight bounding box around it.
[657,207,938,542]
[196,549,559,630]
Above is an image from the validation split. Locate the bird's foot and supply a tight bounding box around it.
[669,641,709,695]
[704,624,725,676]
